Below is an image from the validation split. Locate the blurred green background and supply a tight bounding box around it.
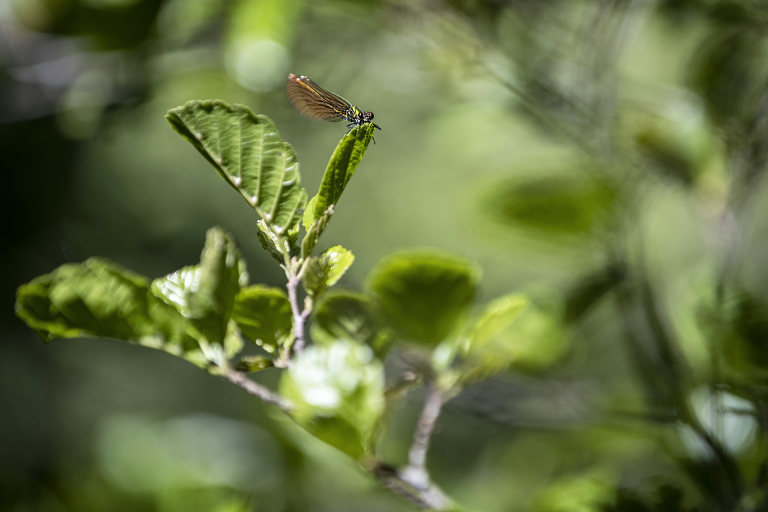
[4,0,768,510]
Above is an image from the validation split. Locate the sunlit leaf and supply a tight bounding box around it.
[368,250,480,347]
[302,245,354,298]
[311,290,394,359]
[183,227,248,355]
[461,298,567,382]
[15,257,208,369]
[279,340,384,459]
[255,219,285,264]
[532,473,614,512]
[301,204,333,260]
[151,265,197,316]
[232,285,292,354]
[467,294,529,351]
[166,100,306,233]
[303,124,374,229]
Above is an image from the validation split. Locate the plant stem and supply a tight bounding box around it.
[222,367,293,412]
[372,463,453,511]
[391,382,452,510]
[406,383,443,482]
[285,257,312,355]
[285,275,307,354]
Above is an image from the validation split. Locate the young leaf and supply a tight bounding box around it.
[184,227,248,353]
[279,340,385,460]
[466,294,529,352]
[301,205,333,260]
[302,246,354,298]
[15,257,208,369]
[255,220,285,264]
[232,285,292,354]
[166,100,306,233]
[303,124,375,229]
[151,265,197,316]
[368,250,481,347]
[460,299,567,382]
[311,290,394,359]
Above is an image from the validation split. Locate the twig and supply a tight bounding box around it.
[392,382,452,510]
[285,275,307,354]
[222,367,293,412]
[371,463,453,511]
[285,256,312,355]
[405,383,444,481]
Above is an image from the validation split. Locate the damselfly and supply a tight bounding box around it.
[285,74,382,134]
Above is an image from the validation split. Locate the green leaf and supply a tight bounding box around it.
[232,285,292,354]
[302,245,354,298]
[460,298,567,382]
[279,340,384,460]
[15,257,208,369]
[234,355,275,373]
[368,250,481,347]
[166,100,306,233]
[151,265,197,316]
[467,294,529,351]
[183,228,248,357]
[255,219,285,264]
[301,204,333,260]
[303,124,375,229]
[485,172,616,235]
[311,290,394,359]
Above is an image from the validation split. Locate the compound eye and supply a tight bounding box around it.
[369,112,374,120]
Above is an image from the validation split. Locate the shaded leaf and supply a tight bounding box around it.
[311,290,394,359]
[279,340,384,459]
[302,246,354,298]
[368,250,481,347]
[485,173,616,235]
[303,124,375,229]
[232,285,292,354]
[166,100,305,232]
[15,257,208,368]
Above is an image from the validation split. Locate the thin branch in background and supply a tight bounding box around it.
[222,367,293,413]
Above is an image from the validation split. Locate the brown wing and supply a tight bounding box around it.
[285,74,351,122]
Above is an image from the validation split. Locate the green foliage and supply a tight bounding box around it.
[232,285,292,354]
[183,228,248,357]
[279,340,385,460]
[15,227,254,372]
[302,246,355,298]
[456,293,530,382]
[15,257,208,368]
[303,124,375,229]
[301,205,333,260]
[486,173,616,235]
[255,219,285,264]
[166,100,306,233]
[368,250,481,347]
[311,290,394,359]
[533,474,614,512]
[466,294,530,351]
